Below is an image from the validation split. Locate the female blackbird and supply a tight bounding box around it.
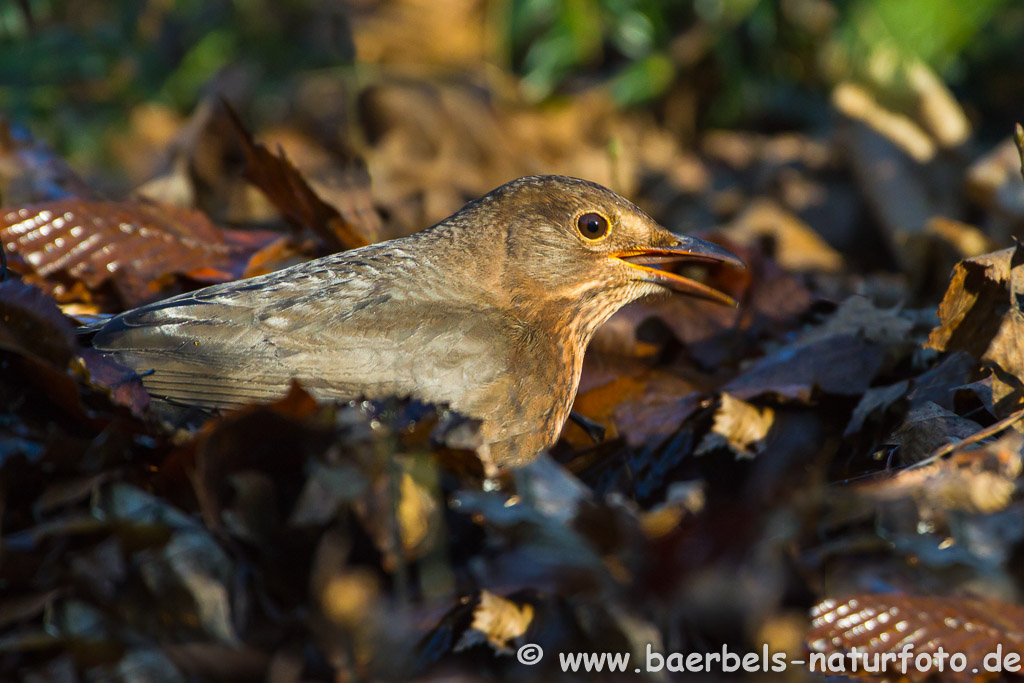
[89,176,742,465]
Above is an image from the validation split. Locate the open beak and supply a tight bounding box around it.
[612,236,745,307]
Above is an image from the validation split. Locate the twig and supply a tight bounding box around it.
[908,406,1024,471]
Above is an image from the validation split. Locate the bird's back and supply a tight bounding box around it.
[88,238,521,419]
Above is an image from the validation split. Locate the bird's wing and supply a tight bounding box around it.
[89,258,513,412]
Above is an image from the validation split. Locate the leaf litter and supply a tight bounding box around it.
[2,8,1024,681]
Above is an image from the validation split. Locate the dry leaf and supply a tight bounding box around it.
[725,334,887,401]
[225,104,374,251]
[454,590,534,654]
[696,393,774,458]
[854,431,1022,514]
[808,593,1024,681]
[0,279,77,367]
[888,402,983,465]
[719,198,843,272]
[927,246,1024,410]
[0,199,279,307]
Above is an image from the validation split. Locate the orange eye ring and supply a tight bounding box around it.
[576,212,609,240]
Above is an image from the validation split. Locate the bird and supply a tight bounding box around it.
[86,175,743,466]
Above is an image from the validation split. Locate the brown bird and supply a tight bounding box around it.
[88,176,742,466]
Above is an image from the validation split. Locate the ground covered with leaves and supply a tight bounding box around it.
[3,2,1024,681]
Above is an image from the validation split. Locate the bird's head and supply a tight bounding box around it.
[457,176,744,333]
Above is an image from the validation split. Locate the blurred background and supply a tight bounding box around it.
[2,0,1023,231]
[3,1,1024,680]
[3,0,1024,302]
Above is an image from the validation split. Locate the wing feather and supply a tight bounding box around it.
[89,251,516,412]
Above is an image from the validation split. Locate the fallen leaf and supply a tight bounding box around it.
[853,431,1022,514]
[927,246,1024,409]
[844,380,909,437]
[0,279,76,367]
[888,402,983,465]
[833,82,935,162]
[725,334,888,401]
[74,348,152,417]
[719,198,843,272]
[0,199,280,307]
[454,590,534,654]
[225,104,374,251]
[696,393,775,458]
[808,593,1024,681]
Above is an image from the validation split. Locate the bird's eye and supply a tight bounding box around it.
[576,212,609,240]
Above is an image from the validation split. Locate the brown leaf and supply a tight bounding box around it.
[888,402,983,466]
[807,593,1024,680]
[454,590,534,654]
[571,369,703,447]
[696,393,775,458]
[853,431,1022,514]
[845,380,909,437]
[719,198,843,273]
[355,462,442,569]
[927,246,1024,408]
[801,295,917,346]
[927,248,1016,355]
[0,279,76,367]
[74,348,152,418]
[225,104,373,251]
[0,199,280,307]
[724,334,887,401]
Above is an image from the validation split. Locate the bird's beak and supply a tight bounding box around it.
[611,236,745,307]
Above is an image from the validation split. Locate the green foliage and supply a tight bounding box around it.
[0,0,353,168]
[504,0,1019,125]
[506,0,682,103]
[842,0,1008,73]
